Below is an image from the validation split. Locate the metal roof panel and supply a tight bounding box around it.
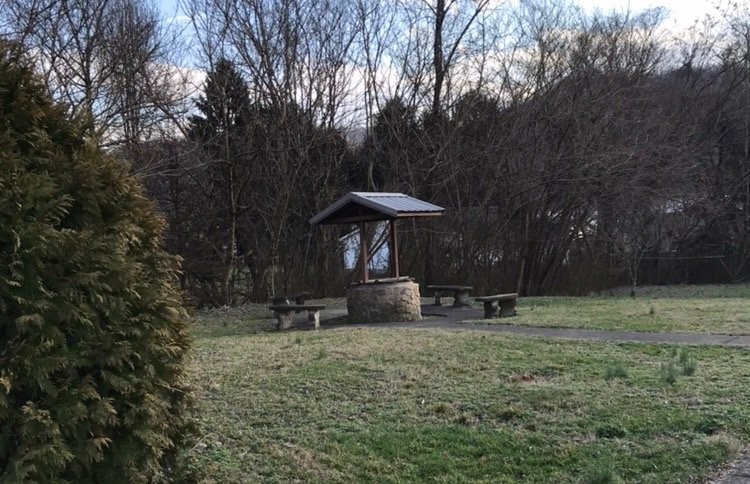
[310,192,444,225]
[352,192,444,213]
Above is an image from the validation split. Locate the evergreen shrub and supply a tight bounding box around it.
[0,44,192,482]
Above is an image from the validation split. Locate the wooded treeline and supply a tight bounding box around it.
[4,0,750,305]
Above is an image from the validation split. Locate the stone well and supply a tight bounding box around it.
[346,278,422,324]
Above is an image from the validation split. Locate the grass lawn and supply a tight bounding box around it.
[180,313,750,482]
[475,284,750,335]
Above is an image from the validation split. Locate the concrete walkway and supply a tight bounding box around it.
[715,453,750,484]
[343,306,750,348]
[356,318,750,347]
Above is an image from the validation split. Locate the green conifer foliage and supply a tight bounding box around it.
[0,44,192,482]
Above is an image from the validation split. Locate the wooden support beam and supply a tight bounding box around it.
[389,219,400,278]
[359,222,369,282]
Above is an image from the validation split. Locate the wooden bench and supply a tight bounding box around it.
[427,285,474,308]
[475,293,518,318]
[269,304,325,330]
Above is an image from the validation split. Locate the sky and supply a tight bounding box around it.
[576,0,717,31]
[159,0,714,26]
[157,0,717,25]
[156,0,723,45]
[155,0,725,99]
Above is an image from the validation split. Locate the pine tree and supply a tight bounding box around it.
[189,58,252,138]
[362,97,421,191]
[0,42,192,482]
[187,59,253,306]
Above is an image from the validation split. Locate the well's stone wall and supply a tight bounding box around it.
[346,280,422,324]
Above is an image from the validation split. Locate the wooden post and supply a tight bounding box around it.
[389,219,400,278]
[359,222,369,282]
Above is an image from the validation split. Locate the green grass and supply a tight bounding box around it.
[475,284,750,335]
[179,321,750,483]
[605,284,750,298]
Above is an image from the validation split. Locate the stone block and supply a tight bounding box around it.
[347,280,422,324]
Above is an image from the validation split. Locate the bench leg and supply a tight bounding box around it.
[499,299,517,317]
[453,291,470,308]
[276,311,294,330]
[483,301,499,318]
[433,291,443,306]
[308,309,320,330]
[294,296,306,312]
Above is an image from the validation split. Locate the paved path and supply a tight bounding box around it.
[341,306,750,348]
[353,318,750,347]
[715,453,750,484]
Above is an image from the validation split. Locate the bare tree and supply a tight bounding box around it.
[1,0,191,147]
